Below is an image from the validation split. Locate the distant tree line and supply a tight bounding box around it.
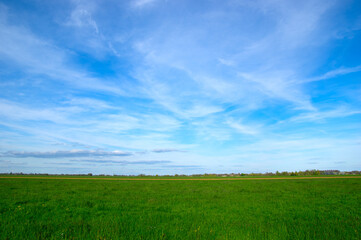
[1,169,360,177]
[186,170,361,177]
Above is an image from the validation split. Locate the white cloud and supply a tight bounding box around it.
[300,65,361,84]
[288,107,361,122]
[226,119,260,135]
[218,58,235,66]
[132,0,159,8]
[66,8,99,34]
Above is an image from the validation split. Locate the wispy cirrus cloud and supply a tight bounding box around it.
[65,0,121,57]
[131,0,335,114]
[226,119,260,136]
[300,65,361,84]
[288,107,361,123]
[0,9,126,95]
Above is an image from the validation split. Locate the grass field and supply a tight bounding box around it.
[0,176,360,239]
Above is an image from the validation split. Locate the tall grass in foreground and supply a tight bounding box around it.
[0,178,360,239]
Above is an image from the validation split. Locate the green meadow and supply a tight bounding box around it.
[0,177,360,239]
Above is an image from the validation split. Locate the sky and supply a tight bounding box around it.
[0,0,360,175]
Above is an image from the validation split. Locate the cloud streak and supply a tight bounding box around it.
[0,150,132,158]
[70,159,171,165]
[151,149,186,153]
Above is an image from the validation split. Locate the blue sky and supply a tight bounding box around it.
[0,0,360,175]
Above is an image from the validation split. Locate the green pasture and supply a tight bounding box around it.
[0,177,360,239]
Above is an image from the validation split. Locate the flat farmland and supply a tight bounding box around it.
[0,177,360,239]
